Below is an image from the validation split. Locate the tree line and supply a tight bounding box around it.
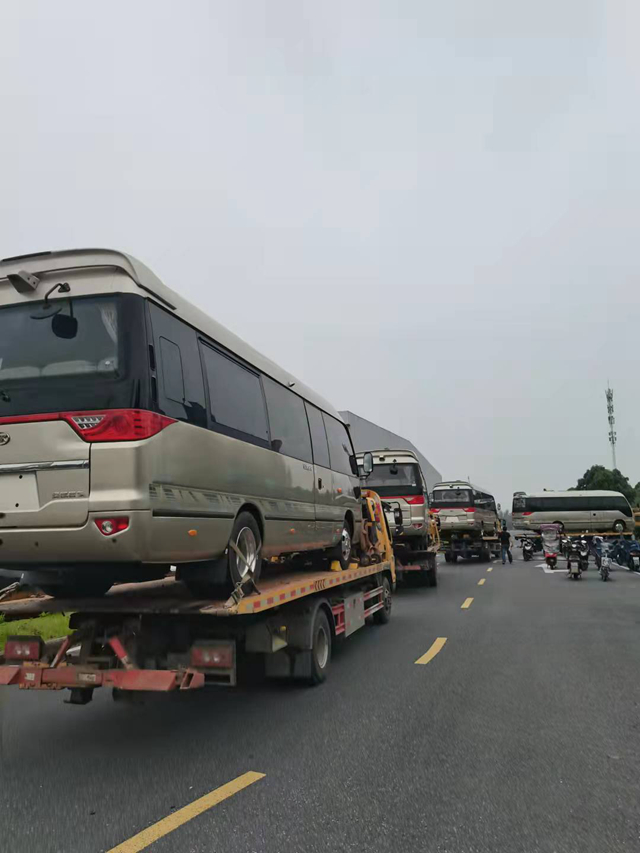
[571,465,640,507]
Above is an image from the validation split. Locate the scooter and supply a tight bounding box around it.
[522,539,534,562]
[567,541,583,580]
[541,524,561,570]
[578,538,589,572]
[600,543,611,581]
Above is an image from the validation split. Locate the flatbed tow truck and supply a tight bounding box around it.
[0,493,395,706]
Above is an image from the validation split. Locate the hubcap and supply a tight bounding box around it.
[235,527,258,579]
[316,625,329,669]
[341,526,351,562]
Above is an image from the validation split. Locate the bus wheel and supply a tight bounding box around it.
[228,512,263,586]
[613,521,625,533]
[329,518,353,570]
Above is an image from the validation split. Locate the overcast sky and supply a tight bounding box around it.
[1,1,638,508]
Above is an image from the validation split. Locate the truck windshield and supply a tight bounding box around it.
[431,488,473,506]
[0,293,148,417]
[367,463,422,497]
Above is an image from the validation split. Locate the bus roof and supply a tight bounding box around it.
[433,480,494,495]
[0,248,343,421]
[517,490,628,499]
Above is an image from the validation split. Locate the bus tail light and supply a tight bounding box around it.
[404,495,425,505]
[522,512,533,516]
[430,508,440,513]
[95,517,129,536]
[463,508,476,513]
[0,410,176,442]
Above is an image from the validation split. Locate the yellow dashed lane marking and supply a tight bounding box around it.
[478,578,486,586]
[461,597,474,609]
[415,637,447,665]
[487,567,493,572]
[107,771,265,853]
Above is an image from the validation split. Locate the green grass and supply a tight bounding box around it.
[0,612,71,652]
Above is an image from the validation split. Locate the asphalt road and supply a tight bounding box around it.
[2,548,640,853]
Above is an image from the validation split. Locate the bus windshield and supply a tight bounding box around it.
[366,463,422,497]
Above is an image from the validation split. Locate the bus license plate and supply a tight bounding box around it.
[0,473,39,511]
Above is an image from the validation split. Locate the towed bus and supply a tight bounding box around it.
[0,249,366,598]
[429,481,500,534]
[512,490,634,533]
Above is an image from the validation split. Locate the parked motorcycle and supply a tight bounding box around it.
[541,524,561,570]
[567,541,583,580]
[522,538,534,562]
[600,542,611,581]
[578,538,589,572]
[627,543,640,572]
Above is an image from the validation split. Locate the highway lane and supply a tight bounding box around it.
[2,550,640,852]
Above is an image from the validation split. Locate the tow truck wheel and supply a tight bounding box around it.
[308,609,332,685]
[444,552,451,563]
[373,575,392,624]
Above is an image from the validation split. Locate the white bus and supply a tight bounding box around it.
[512,490,634,533]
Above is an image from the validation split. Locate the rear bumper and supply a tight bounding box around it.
[0,510,232,568]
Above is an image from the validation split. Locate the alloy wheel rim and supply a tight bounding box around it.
[236,527,258,578]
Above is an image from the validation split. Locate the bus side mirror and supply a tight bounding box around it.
[361,452,373,477]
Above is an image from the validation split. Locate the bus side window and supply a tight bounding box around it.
[148,302,207,426]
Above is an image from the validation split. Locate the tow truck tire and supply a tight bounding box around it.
[444,552,451,563]
[373,575,392,624]
[426,563,438,587]
[307,609,332,685]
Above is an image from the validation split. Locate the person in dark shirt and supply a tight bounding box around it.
[500,528,513,564]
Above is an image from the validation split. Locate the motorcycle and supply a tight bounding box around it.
[627,543,640,573]
[541,524,561,570]
[600,542,611,581]
[522,538,534,562]
[567,541,583,580]
[578,538,589,572]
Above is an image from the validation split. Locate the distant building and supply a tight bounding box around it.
[340,410,442,491]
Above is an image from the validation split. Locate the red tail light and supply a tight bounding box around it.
[4,636,43,661]
[0,410,176,442]
[191,642,234,669]
[95,517,130,536]
[522,511,533,516]
[430,508,440,513]
[463,507,475,513]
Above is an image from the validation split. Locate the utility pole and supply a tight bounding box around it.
[606,385,617,470]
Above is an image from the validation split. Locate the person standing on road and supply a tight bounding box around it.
[500,528,513,564]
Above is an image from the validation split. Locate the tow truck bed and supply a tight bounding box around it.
[0,559,395,703]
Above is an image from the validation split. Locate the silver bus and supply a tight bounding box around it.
[0,249,364,597]
[512,490,633,533]
[430,481,499,534]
